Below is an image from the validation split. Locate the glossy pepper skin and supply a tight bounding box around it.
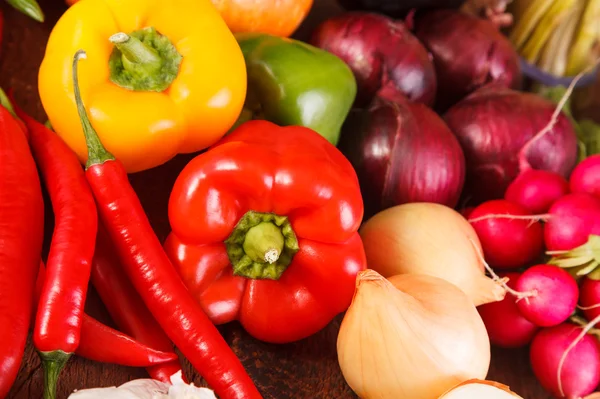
[234,33,357,145]
[0,98,44,399]
[38,0,247,173]
[164,120,366,344]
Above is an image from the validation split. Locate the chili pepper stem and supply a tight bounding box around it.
[39,350,70,399]
[5,0,44,22]
[0,87,17,119]
[72,50,115,168]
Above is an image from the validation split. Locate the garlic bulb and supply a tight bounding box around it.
[337,270,491,399]
[68,371,216,399]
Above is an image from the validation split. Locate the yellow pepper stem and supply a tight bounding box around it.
[107,27,183,92]
[110,33,162,73]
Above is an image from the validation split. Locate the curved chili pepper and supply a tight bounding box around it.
[11,95,98,399]
[0,94,44,399]
[71,50,262,399]
[91,225,183,382]
[35,263,180,369]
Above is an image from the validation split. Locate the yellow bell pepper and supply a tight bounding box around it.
[38,0,247,173]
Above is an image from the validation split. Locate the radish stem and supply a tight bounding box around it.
[469,238,537,302]
[557,313,600,397]
[518,66,590,171]
[468,213,551,225]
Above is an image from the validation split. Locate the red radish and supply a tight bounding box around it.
[478,272,539,348]
[530,323,600,399]
[514,264,578,327]
[579,277,600,322]
[570,154,600,199]
[505,169,569,214]
[468,200,544,269]
[544,193,600,251]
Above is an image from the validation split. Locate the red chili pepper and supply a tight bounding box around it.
[34,262,180,368]
[71,50,262,399]
[91,225,183,382]
[11,94,98,399]
[0,92,44,399]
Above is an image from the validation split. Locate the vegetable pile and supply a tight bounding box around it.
[2,0,600,398]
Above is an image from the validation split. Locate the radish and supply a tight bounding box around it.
[478,272,539,348]
[580,277,600,322]
[513,264,578,327]
[530,322,600,399]
[544,193,600,251]
[468,200,544,269]
[505,169,569,214]
[570,154,600,199]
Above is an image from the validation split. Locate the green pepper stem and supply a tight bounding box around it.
[39,350,71,399]
[6,0,44,22]
[0,87,18,119]
[72,50,115,168]
[109,33,162,72]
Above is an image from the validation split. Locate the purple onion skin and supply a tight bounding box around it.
[414,10,522,111]
[336,0,466,18]
[310,12,437,108]
[338,96,466,218]
[444,85,579,205]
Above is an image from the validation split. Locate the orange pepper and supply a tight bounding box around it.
[40,0,247,173]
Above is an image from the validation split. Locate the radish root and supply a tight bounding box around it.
[518,60,598,172]
[557,314,600,397]
[469,238,537,302]
[468,213,551,226]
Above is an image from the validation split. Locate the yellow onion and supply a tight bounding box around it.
[359,203,505,306]
[337,270,491,399]
[439,379,524,398]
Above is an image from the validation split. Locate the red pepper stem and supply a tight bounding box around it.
[224,210,299,280]
[39,350,70,399]
[72,50,115,168]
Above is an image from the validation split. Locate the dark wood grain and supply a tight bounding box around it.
[1,1,552,398]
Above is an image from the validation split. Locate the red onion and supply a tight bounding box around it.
[414,10,521,110]
[310,12,437,107]
[336,0,466,17]
[444,85,578,204]
[338,95,466,217]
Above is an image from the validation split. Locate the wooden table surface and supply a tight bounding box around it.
[1,1,552,398]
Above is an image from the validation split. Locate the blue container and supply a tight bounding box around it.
[520,57,599,88]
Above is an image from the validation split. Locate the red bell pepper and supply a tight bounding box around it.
[164,120,366,344]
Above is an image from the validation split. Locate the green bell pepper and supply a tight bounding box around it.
[234,33,357,145]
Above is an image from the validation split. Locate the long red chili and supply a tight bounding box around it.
[72,50,262,399]
[11,94,98,399]
[33,262,180,368]
[0,93,44,399]
[91,224,183,382]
